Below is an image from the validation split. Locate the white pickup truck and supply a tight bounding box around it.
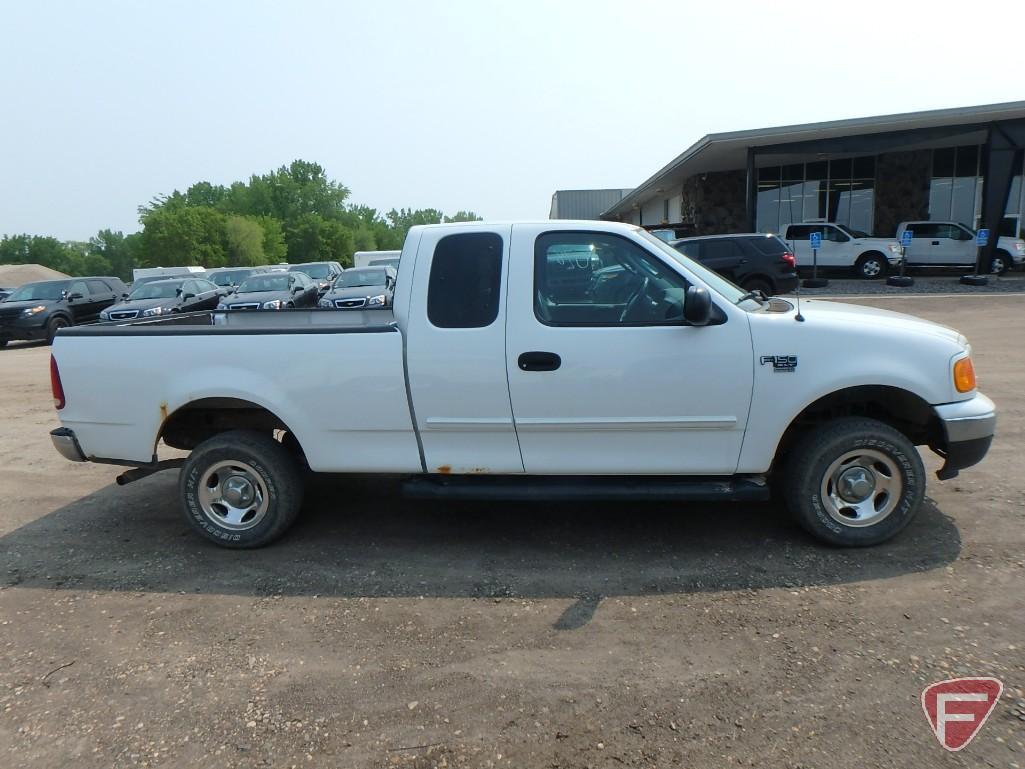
[781,222,902,278]
[895,221,1025,274]
[49,221,995,549]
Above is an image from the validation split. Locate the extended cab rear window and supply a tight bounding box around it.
[427,233,503,328]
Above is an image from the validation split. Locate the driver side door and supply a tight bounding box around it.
[505,225,754,475]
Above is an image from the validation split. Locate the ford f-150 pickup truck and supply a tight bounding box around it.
[48,221,995,549]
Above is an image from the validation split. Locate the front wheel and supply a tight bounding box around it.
[782,417,925,546]
[180,430,304,548]
[46,316,70,344]
[854,253,886,279]
[989,251,1011,275]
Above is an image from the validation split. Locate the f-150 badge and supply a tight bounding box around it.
[760,355,797,372]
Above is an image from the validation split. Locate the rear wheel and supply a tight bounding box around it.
[180,429,304,548]
[783,417,925,546]
[740,277,773,296]
[46,316,70,344]
[854,252,886,279]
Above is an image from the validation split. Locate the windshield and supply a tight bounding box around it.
[6,282,70,302]
[292,264,331,279]
[335,269,387,288]
[210,270,250,286]
[636,230,752,306]
[129,281,183,300]
[238,274,290,293]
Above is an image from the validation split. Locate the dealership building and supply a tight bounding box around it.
[598,102,1025,259]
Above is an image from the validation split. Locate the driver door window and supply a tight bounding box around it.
[534,232,687,326]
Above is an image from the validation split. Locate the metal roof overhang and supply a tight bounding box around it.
[602,101,1025,218]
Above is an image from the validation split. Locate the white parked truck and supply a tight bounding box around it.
[49,221,995,548]
[781,222,902,278]
[895,221,1025,274]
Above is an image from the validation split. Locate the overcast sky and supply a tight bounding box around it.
[1,0,1022,240]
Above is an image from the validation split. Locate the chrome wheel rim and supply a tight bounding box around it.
[820,449,901,527]
[862,260,881,277]
[989,257,1005,274]
[197,460,269,530]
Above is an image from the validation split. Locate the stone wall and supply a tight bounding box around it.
[679,170,747,234]
[873,150,931,237]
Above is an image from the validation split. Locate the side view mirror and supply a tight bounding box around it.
[122,292,130,299]
[66,292,84,301]
[683,286,712,326]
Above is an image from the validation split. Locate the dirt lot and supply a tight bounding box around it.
[1,295,1023,769]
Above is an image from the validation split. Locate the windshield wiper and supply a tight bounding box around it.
[735,289,768,305]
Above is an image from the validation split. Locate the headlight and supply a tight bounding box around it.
[367,294,387,307]
[887,243,901,254]
[142,306,165,317]
[216,302,228,310]
[262,299,283,309]
[21,305,46,316]
[318,298,332,308]
[1015,242,1025,253]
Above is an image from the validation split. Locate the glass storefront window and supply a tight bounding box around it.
[755,156,876,233]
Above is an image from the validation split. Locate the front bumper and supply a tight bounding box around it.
[51,427,87,462]
[932,392,996,480]
[0,319,48,341]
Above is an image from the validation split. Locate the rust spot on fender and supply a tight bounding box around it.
[159,402,168,422]
[437,465,451,474]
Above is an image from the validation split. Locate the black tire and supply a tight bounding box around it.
[782,417,925,547]
[854,252,886,280]
[46,316,70,344]
[740,277,774,296]
[989,250,1011,275]
[180,429,304,548]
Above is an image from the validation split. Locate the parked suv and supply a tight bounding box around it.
[670,234,799,295]
[781,222,902,279]
[0,277,128,346]
[895,221,1025,274]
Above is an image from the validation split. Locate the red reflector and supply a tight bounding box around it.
[50,355,65,410]
[781,252,796,268]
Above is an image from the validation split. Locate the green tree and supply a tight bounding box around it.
[223,216,266,266]
[444,210,483,223]
[253,216,287,264]
[286,213,355,266]
[139,206,228,268]
[87,230,141,281]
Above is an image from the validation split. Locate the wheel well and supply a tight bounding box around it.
[857,250,885,262]
[158,398,304,457]
[773,385,941,471]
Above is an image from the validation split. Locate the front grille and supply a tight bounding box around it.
[108,310,139,320]
[334,298,366,309]
[229,303,261,310]
[0,308,23,321]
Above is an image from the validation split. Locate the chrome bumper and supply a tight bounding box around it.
[932,393,996,480]
[51,427,86,462]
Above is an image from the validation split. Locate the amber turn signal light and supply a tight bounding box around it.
[953,357,976,393]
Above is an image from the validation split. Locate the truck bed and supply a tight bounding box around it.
[52,308,422,473]
[61,307,397,336]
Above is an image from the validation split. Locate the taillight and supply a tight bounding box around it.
[781,252,796,268]
[50,355,65,410]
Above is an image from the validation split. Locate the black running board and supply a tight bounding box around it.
[402,474,770,502]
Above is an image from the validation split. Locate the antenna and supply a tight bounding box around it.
[794,272,805,322]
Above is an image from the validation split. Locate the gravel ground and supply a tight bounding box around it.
[798,272,1025,297]
[1,295,1023,768]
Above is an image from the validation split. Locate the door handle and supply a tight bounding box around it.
[518,351,561,372]
[931,240,940,245]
